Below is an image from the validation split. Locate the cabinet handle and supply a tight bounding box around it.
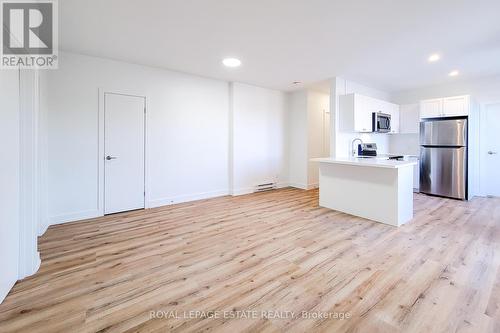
[488,151,497,155]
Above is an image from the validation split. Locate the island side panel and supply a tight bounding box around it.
[318,163,399,226]
[396,165,414,225]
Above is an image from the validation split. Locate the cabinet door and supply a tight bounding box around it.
[389,104,400,133]
[443,95,469,117]
[420,99,443,118]
[413,158,420,191]
[354,95,373,133]
[400,104,420,134]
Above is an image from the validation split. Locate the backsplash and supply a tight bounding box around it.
[388,133,420,156]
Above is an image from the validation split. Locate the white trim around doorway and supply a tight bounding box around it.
[98,88,151,216]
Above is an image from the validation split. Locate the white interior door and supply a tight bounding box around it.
[104,93,145,214]
[482,103,500,197]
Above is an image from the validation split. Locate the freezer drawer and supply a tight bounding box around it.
[420,118,467,146]
[420,146,467,199]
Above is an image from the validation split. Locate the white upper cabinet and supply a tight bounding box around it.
[339,93,400,133]
[354,95,374,132]
[420,98,443,118]
[388,103,400,134]
[399,103,420,134]
[443,95,470,117]
[339,93,372,133]
[420,95,469,118]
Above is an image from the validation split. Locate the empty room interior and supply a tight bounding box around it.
[2,0,500,332]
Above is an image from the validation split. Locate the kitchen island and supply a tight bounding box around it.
[313,157,417,227]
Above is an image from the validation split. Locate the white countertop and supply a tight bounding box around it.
[312,156,417,169]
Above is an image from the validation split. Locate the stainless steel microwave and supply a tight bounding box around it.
[372,112,391,133]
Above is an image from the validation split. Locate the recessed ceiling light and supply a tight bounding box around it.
[428,54,441,62]
[222,58,241,67]
[449,70,459,77]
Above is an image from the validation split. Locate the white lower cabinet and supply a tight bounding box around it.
[412,158,420,191]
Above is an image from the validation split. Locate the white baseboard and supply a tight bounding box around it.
[43,184,295,228]
[288,182,308,190]
[148,189,229,208]
[34,252,41,275]
[231,182,290,196]
[288,182,318,190]
[0,280,15,304]
[18,252,41,281]
[38,219,49,236]
[45,190,230,227]
[17,251,42,280]
[231,187,254,196]
[48,209,101,226]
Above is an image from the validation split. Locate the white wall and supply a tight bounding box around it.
[388,133,420,156]
[288,91,308,188]
[391,74,500,106]
[288,90,330,189]
[331,77,392,157]
[0,70,20,303]
[230,83,288,195]
[40,52,291,225]
[41,52,230,224]
[307,90,330,187]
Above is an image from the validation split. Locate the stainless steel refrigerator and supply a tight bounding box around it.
[420,118,468,200]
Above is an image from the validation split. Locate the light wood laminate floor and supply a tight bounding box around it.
[1,188,500,332]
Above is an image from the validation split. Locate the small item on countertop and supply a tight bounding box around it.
[358,143,378,157]
[388,155,405,161]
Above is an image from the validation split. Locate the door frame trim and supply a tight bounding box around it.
[19,69,42,280]
[480,102,500,197]
[98,88,150,216]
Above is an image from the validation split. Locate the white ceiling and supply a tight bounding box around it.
[60,0,500,93]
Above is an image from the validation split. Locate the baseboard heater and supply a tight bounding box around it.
[255,182,277,193]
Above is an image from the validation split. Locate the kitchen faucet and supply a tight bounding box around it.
[351,138,363,156]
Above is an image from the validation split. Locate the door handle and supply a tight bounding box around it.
[106,155,118,160]
[488,151,497,155]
